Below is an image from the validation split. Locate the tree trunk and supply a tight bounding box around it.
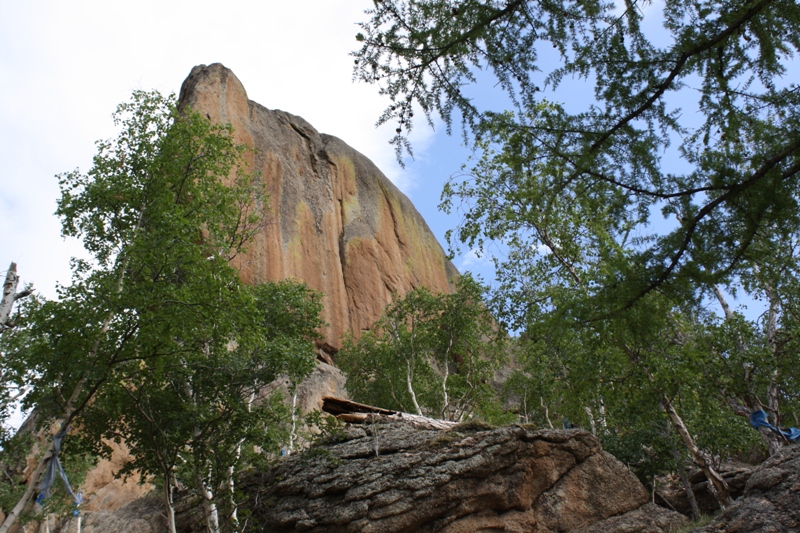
[584,406,596,436]
[1,210,142,533]
[672,448,700,520]
[715,284,785,454]
[199,475,220,533]
[620,341,731,509]
[1,262,31,329]
[1,439,56,533]
[0,262,20,327]
[0,378,86,533]
[440,335,454,419]
[288,390,298,453]
[164,472,178,533]
[406,360,422,416]
[540,397,554,429]
[228,392,255,531]
[763,279,784,456]
[661,395,732,508]
[1,246,136,533]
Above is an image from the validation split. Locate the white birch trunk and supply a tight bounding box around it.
[540,397,554,429]
[598,398,607,432]
[187,350,220,533]
[712,285,734,320]
[199,476,220,533]
[1,262,21,328]
[0,375,88,533]
[227,391,254,531]
[584,406,596,436]
[227,463,238,530]
[288,390,298,453]
[164,473,178,533]
[1,213,142,533]
[440,336,453,420]
[406,359,422,416]
[660,395,732,508]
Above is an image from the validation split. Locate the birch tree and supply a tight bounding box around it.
[339,274,506,421]
[0,90,268,533]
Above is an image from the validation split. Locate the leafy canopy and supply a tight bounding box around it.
[354,0,800,321]
[0,90,323,530]
[339,275,507,422]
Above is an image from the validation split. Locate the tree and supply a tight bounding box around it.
[1,263,32,331]
[339,274,507,422]
[78,280,322,533]
[353,0,800,319]
[1,263,32,446]
[504,290,764,508]
[0,90,314,533]
[353,0,800,486]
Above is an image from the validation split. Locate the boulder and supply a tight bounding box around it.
[240,422,689,532]
[692,444,800,533]
[80,494,166,533]
[179,63,459,354]
[659,461,756,516]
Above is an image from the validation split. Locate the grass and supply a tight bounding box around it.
[668,513,714,533]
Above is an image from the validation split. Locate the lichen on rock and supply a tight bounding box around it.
[240,422,688,533]
[179,63,459,356]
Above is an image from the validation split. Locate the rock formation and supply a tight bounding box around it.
[659,460,755,516]
[240,422,689,533]
[692,444,800,533]
[179,63,459,355]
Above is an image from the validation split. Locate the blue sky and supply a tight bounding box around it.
[0,0,457,296]
[3,0,797,433]
[2,0,790,317]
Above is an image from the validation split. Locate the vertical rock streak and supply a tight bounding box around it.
[178,63,459,355]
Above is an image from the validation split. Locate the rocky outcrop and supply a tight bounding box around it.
[240,422,689,532]
[179,63,459,354]
[79,440,152,513]
[80,494,166,533]
[692,444,800,533]
[659,461,755,516]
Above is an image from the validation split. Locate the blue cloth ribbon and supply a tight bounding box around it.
[749,410,800,442]
[36,427,82,510]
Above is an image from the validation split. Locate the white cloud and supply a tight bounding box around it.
[459,248,491,270]
[0,0,444,299]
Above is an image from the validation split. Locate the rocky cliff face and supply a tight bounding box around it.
[179,63,459,354]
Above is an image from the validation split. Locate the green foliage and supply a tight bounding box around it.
[339,274,506,422]
[354,0,800,477]
[306,411,347,446]
[0,432,34,519]
[503,288,775,487]
[354,0,800,317]
[0,90,324,529]
[2,90,266,424]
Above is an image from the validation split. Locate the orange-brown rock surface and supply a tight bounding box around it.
[8,65,455,527]
[179,63,459,353]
